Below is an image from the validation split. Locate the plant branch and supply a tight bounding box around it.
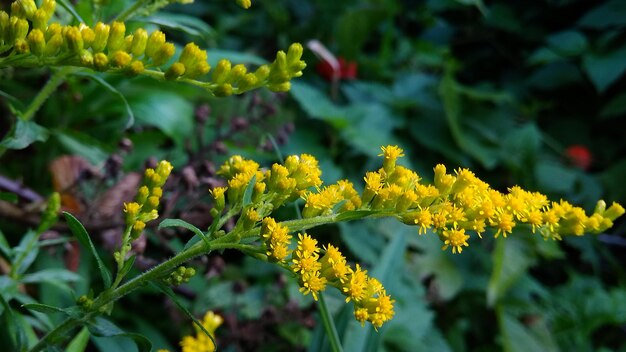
[21,67,74,121]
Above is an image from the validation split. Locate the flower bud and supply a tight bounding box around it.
[136,186,150,204]
[0,11,9,42]
[32,9,47,30]
[214,83,233,97]
[27,28,45,56]
[17,0,37,19]
[236,0,251,9]
[228,64,247,84]
[12,17,29,42]
[151,42,175,66]
[12,2,27,19]
[107,21,125,52]
[110,50,131,67]
[81,27,95,48]
[130,220,146,240]
[92,22,109,52]
[41,0,56,18]
[44,32,62,56]
[131,28,147,57]
[79,49,93,66]
[65,26,83,53]
[212,59,231,84]
[123,34,133,52]
[236,73,258,92]
[145,30,165,58]
[14,38,29,53]
[156,160,173,180]
[254,64,270,81]
[605,202,625,221]
[165,62,185,80]
[268,81,290,92]
[45,23,62,40]
[286,43,303,65]
[93,52,108,71]
[127,60,144,75]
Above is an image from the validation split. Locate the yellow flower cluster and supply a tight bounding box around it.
[158,310,223,352]
[124,160,173,240]
[212,145,623,330]
[290,233,394,329]
[257,217,395,329]
[214,153,323,210]
[376,146,623,252]
[0,0,306,95]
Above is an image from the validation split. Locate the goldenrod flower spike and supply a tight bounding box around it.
[0,1,304,96]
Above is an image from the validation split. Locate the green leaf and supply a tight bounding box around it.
[546,30,588,57]
[582,45,626,93]
[118,255,136,280]
[135,13,214,40]
[21,303,70,315]
[0,294,25,351]
[0,119,49,150]
[77,73,134,128]
[64,212,112,288]
[0,230,11,258]
[21,269,81,284]
[152,282,216,348]
[290,82,346,125]
[0,89,25,110]
[487,235,535,306]
[88,317,152,352]
[498,309,559,352]
[534,161,578,194]
[242,174,257,207]
[159,219,211,249]
[501,123,541,170]
[53,130,109,165]
[335,210,380,222]
[56,0,85,23]
[206,50,268,68]
[128,90,194,146]
[66,327,90,352]
[0,192,18,203]
[600,92,626,119]
[13,230,39,275]
[578,0,626,29]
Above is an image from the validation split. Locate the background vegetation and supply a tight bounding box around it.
[1,0,625,350]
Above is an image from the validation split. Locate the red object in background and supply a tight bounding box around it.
[565,145,592,170]
[316,57,358,81]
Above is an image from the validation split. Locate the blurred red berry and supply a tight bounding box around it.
[316,56,358,81]
[565,145,592,170]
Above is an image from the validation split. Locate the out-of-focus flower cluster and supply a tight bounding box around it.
[0,0,305,95]
[158,310,223,352]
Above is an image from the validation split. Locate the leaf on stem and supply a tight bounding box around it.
[88,317,152,352]
[64,212,112,288]
[152,282,217,348]
[159,218,211,249]
[76,73,135,129]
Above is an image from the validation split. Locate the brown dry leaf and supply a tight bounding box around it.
[49,155,97,214]
[91,172,142,222]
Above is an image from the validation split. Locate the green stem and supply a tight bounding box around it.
[21,67,73,121]
[318,293,344,352]
[27,230,241,352]
[115,0,149,22]
[27,210,391,351]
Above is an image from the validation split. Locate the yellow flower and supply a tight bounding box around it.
[441,226,470,254]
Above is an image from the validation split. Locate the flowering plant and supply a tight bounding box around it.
[0,0,624,351]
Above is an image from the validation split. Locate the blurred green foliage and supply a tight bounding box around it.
[1,0,625,351]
